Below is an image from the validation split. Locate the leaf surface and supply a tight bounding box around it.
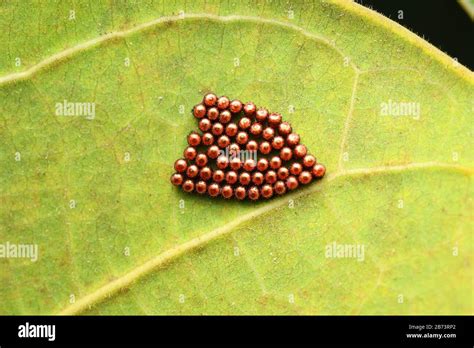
[0,0,472,315]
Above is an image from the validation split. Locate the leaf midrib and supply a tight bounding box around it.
[59,161,472,315]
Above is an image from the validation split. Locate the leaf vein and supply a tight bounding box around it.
[58,161,472,315]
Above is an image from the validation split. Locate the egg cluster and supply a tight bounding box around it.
[170,93,326,200]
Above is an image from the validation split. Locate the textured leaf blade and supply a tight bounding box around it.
[0,0,472,315]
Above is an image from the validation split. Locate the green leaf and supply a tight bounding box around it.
[0,0,472,315]
[459,0,474,19]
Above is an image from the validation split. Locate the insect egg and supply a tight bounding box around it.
[229,100,243,113]
[243,102,256,116]
[248,186,260,200]
[182,180,195,192]
[219,110,232,124]
[186,165,199,178]
[170,173,184,186]
[208,183,221,197]
[200,167,212,181]
[213,170,225,183]
[193,104,206,118]
[221,185,234,199]
[195,153,208,167]
[203,93,217,106]
[195,181,207,194]
[199,118,212,132]
[184,146,197,160]
[202,133,214,146]
[207,107,219,121]
[217,96,230,110]
[207,145,221,159]
[187,132,201,146]
[174,159,188,173]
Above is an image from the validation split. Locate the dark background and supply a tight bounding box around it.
[356,0,473,70]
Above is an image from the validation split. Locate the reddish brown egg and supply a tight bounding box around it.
[229,100,243,113]
[207,107,219,121]
[269,156,282,170]
[235,186,247,200]
[174,159,188,173]
[243,102,256,116]
[280,147,293,161]
[225,171,238,185]
[184,146,197,160]
[195,181,207,194]
[186,165,199,178]
[290,162,303,176]
[248,186,260,200]
[230,157,242,170]
[217,135,231,148]
[236,131,249,145]
[243,158,256,171]
[219,110,232,124]
[239,172,251,185]
[246,140,258,152]
[268,113,282,127]
[217,156,229,169]
[299,171,312,184]
[259,141,272,155]
[257,158,269,171]
[261,184,273,199]
[202,133,214,146]
[225,123,238,137]
[187,132,201,146]
[203,93,217,107]
[262,127,275,140]
[272,136,285,150]
[213,170,225,183]
[294,144,307,158]
[193,104,206,118]
[200,167,212,181]
[312,163,326,178]
[207,145,221,159]
[250,122,263,136]
[252,172,264,185]
[227,143,239,156]
[199,118,212,132]
[217,96,230,110]
[286,133,300,147]
[255,108,268,122]
[265,170,277,184]
[277,167,290,180]
[274,181,287,195]
[286,176,299,190]
[278,122,292,136]
[182,180,195,192]
[238,117,252,130]
[221,185,234,199]
[170,173,184,186]
[212,122,224,136]
[303,155,316,168]
[208,183,221,197]
[195,153,208,167]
